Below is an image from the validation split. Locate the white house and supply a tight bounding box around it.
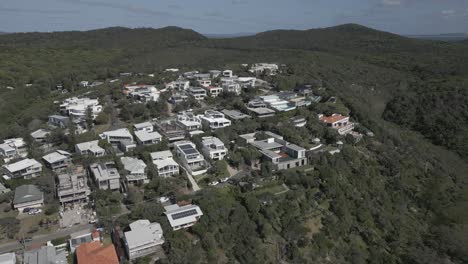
[188,87,207,100]
[173,141,208,176]
[30,129,51,144]
[3,159,42,179]
[124,220,164,260]
[48,115,70,129]
[177,111,202,131]
[133,122,153,133]
[222,70,233,78]
[121,157,148,185]
[197,79,212,88]
[201,137,227,161]
[0,138,28,163]
[164,204,203,231]
[198,110,231,130]
[124,85,160,103]
[249,63,279,75]
[206,86,223,97]
[100,128,136,152]
[13,185,44,211]
[89,162,121,191]
[221,78,242,95]
[75,140,105,157]
[166,79,189,90]
[318,114,354,135]
[60,97,102,120]
[42,150,72,172]
[150,151,179,177]
[134,130,162,145]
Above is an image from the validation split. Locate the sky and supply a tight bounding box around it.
[0,0,467,35]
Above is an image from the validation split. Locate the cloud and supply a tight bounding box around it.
[441,9,456,15]
[0,7,79,15]
[381,0,401,6]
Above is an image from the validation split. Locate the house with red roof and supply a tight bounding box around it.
[318,113,354,135]
[76,241,119,264]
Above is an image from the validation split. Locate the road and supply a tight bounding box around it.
[0,224,93,254]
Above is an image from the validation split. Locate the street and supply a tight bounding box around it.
[0,224,93,254]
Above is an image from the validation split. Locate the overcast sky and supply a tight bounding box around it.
[0,0,467,35]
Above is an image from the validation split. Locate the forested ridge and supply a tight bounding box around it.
[1,24,468,263]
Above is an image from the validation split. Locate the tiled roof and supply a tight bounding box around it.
[320,114,348,124]
[76,241,118,264]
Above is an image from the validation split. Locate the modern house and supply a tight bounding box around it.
[318,114,354,135]
[75,140,105,157]
[133,122,153,133]
[13,185,44,211]
[173,141,208,176]
[60,97,102,120]
[23,246,67,264]
[291,116,307,127]
[222,70,233,78]
[176,111,202,132]
[197,79,212,88]
[100,128,136,152]
[134,130,162,145]
[120,157,148,185]
[69,230,101,253]
[249,63,279,75]
[247,107,276,118]
[240,131,308,170]
[124,85,160,103]
[150,151,179,177]
[3,159,42,179]
[76,241,118,264]
[42,150,72,172]
[56,166,91,205]
[155,119,185,142]
[30,129,51,144]
[124,220,164,260]
[221,78,242,95]
[166,79,189,91]
[89,162,121,191]
[0,138,28,163]
[201,137,227,161]
[221,109,251,120]
[48,115,70,128]
[206,86,223,97]
[198,110,232,130]
[164,204,203,231]
[188,87,207,100]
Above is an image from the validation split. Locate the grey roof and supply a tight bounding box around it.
[24,246,67,264]
[30,129,50,139]
[135,130,162,142]
[42,151,71,164]
[125,220,164,249]
[252,140,283,151]
[133,122,153,130]
[13,185,43,205]
[221,109,251,120]
[0,252,15,263]
[48,115,69,121]
[285,143,305,152]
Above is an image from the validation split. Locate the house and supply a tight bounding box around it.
[240,131,308,170]
[134,130,162,145]
[124,85,160,103]
[176,111,202,131]
[69,230,101,253]
[198,110,231,130]
[76,241,118,264]
[188,87,207,100]
[0,138,28,163]
[221,78,241,95]
[42,150,72,172]
[291,116,307,127]
[237,77,257,89]
[48,115,70,129]
[30,129,51,144]
[59,97,102,120]
[89,162,121,191]
[166,79,189,90]
[79,81,89,87]
[23,246,67,264]
[318,114,354,135]
[3,159,42,179]
[173,141,208,176]
[294,84,313,96]
[151,151,179,177]
[155,119,185,142]
[249,63,279,75]
[247,107,275,118]
[197,79,212,88]
[259,95,296,112]
[221,109,251,120]
[222,70,233,78]
[100,128,136,152]
[209,70,221,78]
[164,68,179,72]
[169,93,189,104]
[133,122,153,133]
[206,86,223,97]
[201,137,227,161]
[121,157,148,185]
[0,252,15,264]
[124,220,164,260]
[13,185,43,211]
[164,204,203,231]
[75,140,105,157]
[56,166,90,205]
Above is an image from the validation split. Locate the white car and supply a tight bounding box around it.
[28,209,42,215]
[208,181,219,186]
[220,177,229,183]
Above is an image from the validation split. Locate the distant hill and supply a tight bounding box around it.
[407,33,468,41]
[203,32,256,38]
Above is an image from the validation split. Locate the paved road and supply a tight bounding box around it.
[0,224,93,254]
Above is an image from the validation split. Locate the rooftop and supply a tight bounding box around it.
[221,109,251,120]
[4,159,41,173]
[13,185,43,205]
[164,204,203,229]
[76,241,118,264]
[42,150,71,164]
[24,246,67,264]
[319,114,348,124]
[133,122,153,130]
[134,130,162,142]
[124,220,164,249]
[121,157,146,174]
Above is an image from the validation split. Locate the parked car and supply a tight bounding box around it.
[208,181,219,186]
[28,208,42,215]
[22,208,32,213]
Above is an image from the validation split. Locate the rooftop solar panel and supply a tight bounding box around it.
[171,209,198,220]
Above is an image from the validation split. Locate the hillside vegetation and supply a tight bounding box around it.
[0,24,468,263]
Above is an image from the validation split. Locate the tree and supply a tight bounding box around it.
[85,106,94,130]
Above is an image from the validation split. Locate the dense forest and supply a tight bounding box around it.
[1,24,468,263]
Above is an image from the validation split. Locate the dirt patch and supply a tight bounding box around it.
[304,216,323,239]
